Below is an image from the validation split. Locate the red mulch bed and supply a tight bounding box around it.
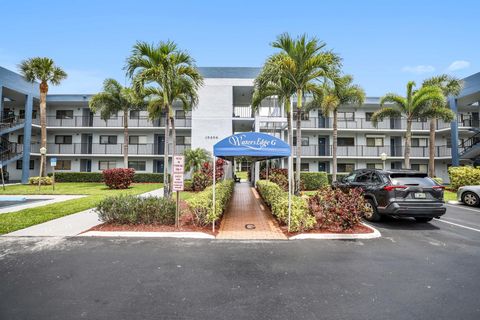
[281,223,374,237]
[88,223,218,236]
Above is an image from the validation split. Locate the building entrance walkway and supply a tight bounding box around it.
[217,182,287,240]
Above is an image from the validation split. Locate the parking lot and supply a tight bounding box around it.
[0,203,479,320]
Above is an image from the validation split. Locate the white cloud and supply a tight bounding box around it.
[401,65,436,74]
[447,60,470,72]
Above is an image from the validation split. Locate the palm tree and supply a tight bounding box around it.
[308,74,365,182]
[19,57,67,177]
[371,81,445,169]
[421,75,462,177]
[271,33,341,194]
[125,41,203,197]
[184,148,210,173]
[89,79,146,168]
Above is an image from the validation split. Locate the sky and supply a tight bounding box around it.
[0,0,478,96]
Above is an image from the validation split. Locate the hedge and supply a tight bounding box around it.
[96,195,176,225]
[448,166,480,190]
[186,179,234,226]
[256,180,315,232]
[327,173,349,184]
[300,172,328,190]
[48,172,164,183]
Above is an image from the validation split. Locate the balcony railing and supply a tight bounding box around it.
[29,143,191,155]
[291,145,451,158]
[233,105,254,118]
[261,117,476,130]
[32,116,192,128]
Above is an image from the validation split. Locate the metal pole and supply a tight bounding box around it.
[38,158,43,191]
[0,162,5,191]
[288,103,293,232]
[52,165,55,191]
[266,159,269,180]
[176,190,179,228]
[212,154,216,233]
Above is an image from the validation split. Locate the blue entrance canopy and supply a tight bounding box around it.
[213,132,291,160]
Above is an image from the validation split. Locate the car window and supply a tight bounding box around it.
[371,173,383,184]
[345,173,357,182]
[390,177,436,187]
[355,172,371,183]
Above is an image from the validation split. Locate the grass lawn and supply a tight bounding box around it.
[0,183,162,235]
[236,171,248,180]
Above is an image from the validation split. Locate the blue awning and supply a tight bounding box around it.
[213,132,291,160]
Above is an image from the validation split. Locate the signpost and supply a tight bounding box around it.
[50,157,57,191]
[0,161,5,191]
[172,155,185,228]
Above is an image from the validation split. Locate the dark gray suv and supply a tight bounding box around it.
[333,169,446,222]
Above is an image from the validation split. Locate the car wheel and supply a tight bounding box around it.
[364,199,381,222]
[415,217,433,223]
[461,191,480,207]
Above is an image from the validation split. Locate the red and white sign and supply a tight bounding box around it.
[172,155,185,191]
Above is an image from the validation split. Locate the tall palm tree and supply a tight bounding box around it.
[421,75,462,177]
[371,82,445,169]
[308,74,365,182]
[184,148,210,173]
[125,41,203,197]
[271,33,341,194]
[89,79,146,168]
[19,57,67,178]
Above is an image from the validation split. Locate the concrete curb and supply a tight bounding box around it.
[289,223,381,240]
[448,200,461,205]
[78,231,215,239]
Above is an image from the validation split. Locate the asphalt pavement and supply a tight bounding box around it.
[0,204,479,320]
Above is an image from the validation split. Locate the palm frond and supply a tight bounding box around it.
[370,107,402,126]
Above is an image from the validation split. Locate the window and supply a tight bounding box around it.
[175,110,186,119]
[128,161,146,171]
[100,135,117,145]
[301,163,309,172]
[337,163,355,173]
[292,137,309,146]
[411,164,428,172]
[16,160,34,170]
[55,160,71,170]
[55,135,73,144]
[98,161,116,170]
[366,137,384,147]
[367,163,383,169]
[293,111,309,121]
[365,112,374,121]
[130,110,140,119]
[355,171,372,183]
[411,138,428,147]
[18,135,24,144]
[338,112,355,121]
[446,138,452,148]
[129,135,147,145]
[337,137,355,146]
[344,172,357,182]
[56,110,74,119]
[176,136,192,145]
[19,109,37,119]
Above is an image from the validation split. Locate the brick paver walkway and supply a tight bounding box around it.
[217,183,287,240]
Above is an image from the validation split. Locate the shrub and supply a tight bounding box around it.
[103,168,135,189]
[29,176,53,185]
[96,195,176,225]
[48,172,104,182]
[327,173,349,184]
[300,172,329,190]
[192,171,212,191]
[308,187,368,231]
[448,166,480,190]
[133,173,164,183]
[191,159,227,192]
[256,180,315,232]
[260,168,288,180]
[186,180,234,226]
[432,177,443,185]
[184,179,194,191]
[269,172,289,191]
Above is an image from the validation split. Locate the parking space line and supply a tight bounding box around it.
[446,204,480,214]
[435,218,480,233]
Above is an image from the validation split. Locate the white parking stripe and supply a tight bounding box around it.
[435,219,480,233]
[446,204,480,214]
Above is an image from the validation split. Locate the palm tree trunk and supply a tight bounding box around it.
[428,118,436,177]
[39,82,48,177]
[169,113,176,195]
[405,119,412,169]
[123,108,129,168]
[295,105,302,195]
[332,110,338,182]
[163,108,170,198]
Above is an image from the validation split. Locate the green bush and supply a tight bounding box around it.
[432,177,444,185]
[300,172,329,190]
[48,172,103,182]
[186,180,234,226]
[448,166,480,190]
[327,173,349,184]
[29,176,53,185]
[184,179,194,191]
[96,195,176,225]
[256,180,315,232]
[133,173,164,183]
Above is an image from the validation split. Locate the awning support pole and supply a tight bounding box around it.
[212,154,216,233]
[288,155,292,232]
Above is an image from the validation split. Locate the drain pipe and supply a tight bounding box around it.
[212,154,216,233]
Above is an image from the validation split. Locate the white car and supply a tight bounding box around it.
[457,186,480,206]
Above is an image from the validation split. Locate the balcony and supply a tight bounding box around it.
[291,145,451,158]
[233,105,254,118]
[29,143,191,155]
[32,116,192,128]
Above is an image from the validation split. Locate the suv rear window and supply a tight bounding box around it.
[390,176,436,187]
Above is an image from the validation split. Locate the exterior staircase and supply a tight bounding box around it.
[459,131,480,160]
[0,136,23,166]
[0,116,25,135]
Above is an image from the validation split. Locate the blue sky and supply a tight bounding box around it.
[0,0,478,96]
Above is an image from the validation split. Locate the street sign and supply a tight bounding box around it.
[173,155,184,169]
[172,155,185,192]
[172,173,184,191]
[50,157,57,166]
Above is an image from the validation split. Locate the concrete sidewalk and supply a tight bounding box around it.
[3,187,164,237]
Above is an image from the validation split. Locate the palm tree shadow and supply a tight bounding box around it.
[370,216,441,231]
